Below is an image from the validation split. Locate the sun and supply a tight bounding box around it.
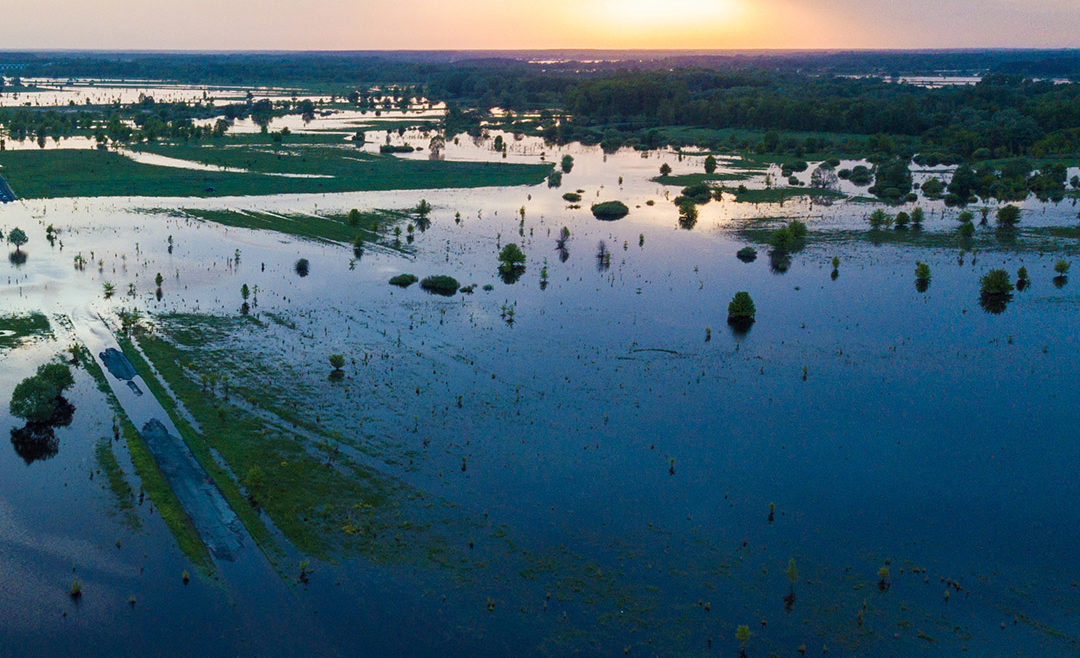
[583,0,744,46]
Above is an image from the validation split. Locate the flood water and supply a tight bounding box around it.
[2,119,1080,656]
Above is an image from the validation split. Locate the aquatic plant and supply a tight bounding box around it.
[420,275,460,296]
[737,247,758,263]
[894,211,910,228]
[736,624,751,656]
[910,207,925,224]
[875,566,891,592]
[562,192,582,203]
[547,170,562,187]
[958,222,975,239]
[1054,259,1070,275]
[347,208,362,226]
[70,579,82,600]
[389,273,418,288]
[704,155,717,174]
[103,282,116,299]
[591,201,629,221]
[659,163,672,177]
[415,199,432,218]
[561,154,574,173]
[295,258,310,277]
[1017,266,1029,290]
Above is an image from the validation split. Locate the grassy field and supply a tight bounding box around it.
[730,186,845,204]
[125,318,460,563]
[0,313,52,350]
[0,145,552,199]
[652,172,754,186]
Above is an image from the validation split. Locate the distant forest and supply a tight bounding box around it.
[4,50,1080,166]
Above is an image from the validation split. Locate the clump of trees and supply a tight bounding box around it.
[1054,259,1070,287]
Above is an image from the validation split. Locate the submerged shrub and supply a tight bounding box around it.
[915,261,931,282]
[420,275,460,296]
[1054,260,1070,275]
[389,273,418,288]
[498,243,527,274]
[591,201,629,221]
[562,192,582,203]
[295,258,310,277]
[737,246,758,262]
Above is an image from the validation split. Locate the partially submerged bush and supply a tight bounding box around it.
[980,269,1014,297]
[997,204,1021,227]
[498,243,526,274]
[769,220,808,252]
[562,192,582,203]
[727,291,756,328]
[868,209,893,230]
[389,273,418,288]
[591,201,629,221]
[915,261,931,282]
[737,246,758,262]
[420,275,460,296]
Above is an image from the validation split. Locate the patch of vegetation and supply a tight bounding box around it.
[114,336,278,562]
[95,438,140,528]
[591,201,629,220]
[389,274,419,288]
[420,275,460,296]
[562,192,582,203]
[0,313,52,351]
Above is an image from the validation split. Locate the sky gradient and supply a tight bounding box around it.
[3,0,1080,50]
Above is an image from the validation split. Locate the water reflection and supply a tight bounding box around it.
[979,292,1013,314]
[9,398,75,465]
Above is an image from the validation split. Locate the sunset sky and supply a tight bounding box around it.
[3,0,1080,50]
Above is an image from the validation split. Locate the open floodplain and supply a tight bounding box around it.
[2,82,1080,657]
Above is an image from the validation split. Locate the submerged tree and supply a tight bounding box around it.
[7,227,27,253]
[727,292,756,332]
